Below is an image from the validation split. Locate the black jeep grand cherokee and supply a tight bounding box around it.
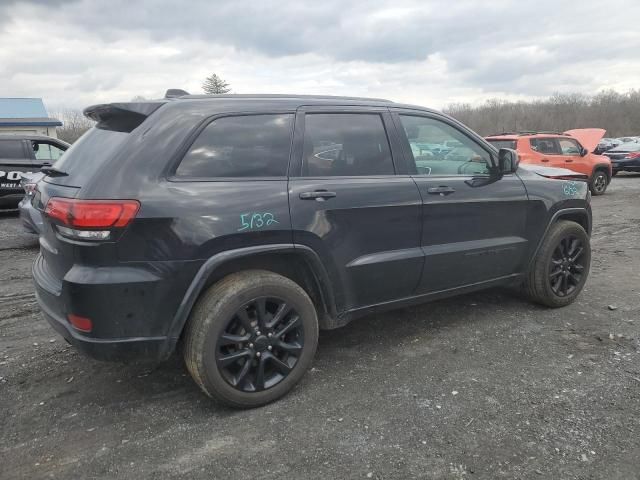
[33,93,592,408]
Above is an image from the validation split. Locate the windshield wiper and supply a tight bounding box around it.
[40,166,69,177]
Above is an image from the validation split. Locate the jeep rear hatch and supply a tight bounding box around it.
[43,102,164,188]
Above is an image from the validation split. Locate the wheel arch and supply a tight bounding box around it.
[160,244,338,359]
[592,163,612,180]
[528,207,592,271]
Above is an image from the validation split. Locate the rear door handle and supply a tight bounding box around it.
[540,158,549,163]
[299,190,337,201]
[427,186,455,196]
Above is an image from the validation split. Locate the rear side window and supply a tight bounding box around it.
[176,114,293,178]
[530,138,561,155]
[0,140,25,159]
[301,113,394,177]
[486,139,517,150]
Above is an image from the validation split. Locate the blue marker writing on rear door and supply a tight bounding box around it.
[238,213,279,231]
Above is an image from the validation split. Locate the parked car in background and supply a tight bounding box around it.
[486,129,612,195]
[603,142,640,175]
[616,137,640,145]
[594,137,623,155]
[19,171,46,233]
[0,134,68,209]
[32,93,592,408]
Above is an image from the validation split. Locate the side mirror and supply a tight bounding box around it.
[580,147,588,157]
[498,148,519,174]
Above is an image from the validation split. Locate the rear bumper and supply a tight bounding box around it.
[32,253,195,362]
[611,162,640,173]
[36,288,167,362]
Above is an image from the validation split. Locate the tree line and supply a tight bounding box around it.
[444,90,640,138]
[53,80,640,143]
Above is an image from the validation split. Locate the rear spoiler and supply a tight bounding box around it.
[83,102,165,132]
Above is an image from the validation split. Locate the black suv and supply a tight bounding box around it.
[32,94,592,408]
[0,134,68,209]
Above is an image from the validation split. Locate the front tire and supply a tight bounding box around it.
[590,170,608,195]
[183,270,319,408]
[524,220,591,308]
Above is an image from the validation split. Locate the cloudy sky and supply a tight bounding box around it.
[1,0,639,111]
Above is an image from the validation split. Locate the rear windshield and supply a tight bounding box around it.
[46,127,129,186]
[486,139,517,150]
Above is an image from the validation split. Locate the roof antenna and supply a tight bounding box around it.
[165,89,190,99]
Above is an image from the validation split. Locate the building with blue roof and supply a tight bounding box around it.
[0,98,62,138]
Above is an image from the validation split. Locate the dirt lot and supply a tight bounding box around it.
[1,177,639,480]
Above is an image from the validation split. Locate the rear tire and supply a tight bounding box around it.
[523,220,591,308]
[590,170,608,195]
[183,270,319,408]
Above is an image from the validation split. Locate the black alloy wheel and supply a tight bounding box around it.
[216,297,304,392]
[548,235,586,297]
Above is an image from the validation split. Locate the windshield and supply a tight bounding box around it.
[486,139,517,150]
[48,127,129,186]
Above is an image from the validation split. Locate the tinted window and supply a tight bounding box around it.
[486,139,517,150]
[302,114,394,177]
[558,138,581,155]
[399,115,491,176]
[0,140,25,159]
[33,142,66,162]
[53,128,129,184]
[176,114,293,178]
[530,138,561,154]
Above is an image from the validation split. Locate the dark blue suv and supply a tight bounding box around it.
[32,93,592,407]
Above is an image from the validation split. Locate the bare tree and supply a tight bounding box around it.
[52,109,95,143]
[444,89,640,137]
[202,73,231,94]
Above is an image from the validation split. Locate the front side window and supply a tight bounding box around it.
[302,113,394,177]
[33,142,65,162]
[176,114,293,178]
[398,115,491,176]
[530,138,561,155]
[558,138,581,155]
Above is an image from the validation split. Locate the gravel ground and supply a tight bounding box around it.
[1,176,639,480]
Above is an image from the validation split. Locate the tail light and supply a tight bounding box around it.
[44,198,140,241]
[625,152,640,159]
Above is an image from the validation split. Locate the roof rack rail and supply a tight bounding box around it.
[517,130,565,136]
[181,93,394,103]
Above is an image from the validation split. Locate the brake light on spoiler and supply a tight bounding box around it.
[44,198,140,241]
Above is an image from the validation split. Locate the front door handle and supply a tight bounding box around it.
[565,159,573,163]
[299,190,337,201]
[427,186,456,196]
